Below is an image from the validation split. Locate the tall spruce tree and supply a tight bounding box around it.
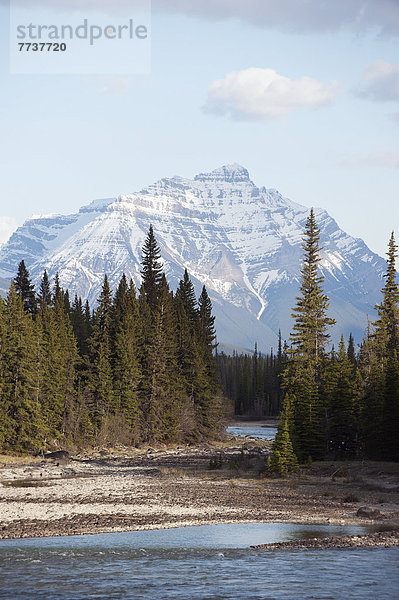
[37,270,51,310]
[270,396,297,475]
[347,333,357,371]
[14,260,37,317]
[141,225,163,309]
[145,275,183,441]
[40,293,78,440]
[87,275,115,428]
[375,232,399,356]
[374,232,399,460]
[52,273,64,305]
[2,282,43,451]
[113,278,142,438]
[195,285,221,433]
[176,269,199,329]
[283,209,335,461]
[326,335,359,459]
[0,296,9,448]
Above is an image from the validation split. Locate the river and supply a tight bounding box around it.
[1,427,397,598]
[0,523,397,599]
[226,423,278,440]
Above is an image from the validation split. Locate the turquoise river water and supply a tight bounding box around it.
[1,523,398,600]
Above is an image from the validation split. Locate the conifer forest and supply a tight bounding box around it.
[1,216,399,467]
[0,226,222,453]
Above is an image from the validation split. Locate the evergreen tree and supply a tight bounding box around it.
[327,335,358,459]
[374,232,399,460]
[39,293,78,440]
[70,295,89,356]
[358,327,385,459]
[87,275,115,427]
[375,232,399,356]
[52,272,64,305]
[290,209,335,360]
[113,278,142,437]
[141,225,163,309]
[284,209,335,461]
[384,350,399,460]
[144,275,183,441]
[2,282,43,451]
[176,269,199,329]
[112,273,129,331]
[347,333,357,371]
[0,296,9,448]
[270,414,297,475]
[14,260,37,316]
[63,289,71,317]
[37,270,51,310]
[198,285,217,351]
[195,286,221,432]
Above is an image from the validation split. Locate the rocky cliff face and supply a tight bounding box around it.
[0,164,385,350]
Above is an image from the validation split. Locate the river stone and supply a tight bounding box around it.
[356,507,382,518]
[44,451,70,461]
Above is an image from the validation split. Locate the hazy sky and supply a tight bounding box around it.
[0,0,398,257]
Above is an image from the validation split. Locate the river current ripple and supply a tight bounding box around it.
[1,523,398,599]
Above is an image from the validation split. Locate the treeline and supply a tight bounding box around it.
[272,210,399,472]
[217,340,286,417]
[0,226,222,453]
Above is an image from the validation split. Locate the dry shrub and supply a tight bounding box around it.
[341,493,359,503]
[96,413,140,447]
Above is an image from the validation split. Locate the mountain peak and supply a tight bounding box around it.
[194,163,251,184]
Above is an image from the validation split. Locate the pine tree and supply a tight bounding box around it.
[290,209,335,360]
[0,296,9,448]
[14,260,37,317]
[375,232,399,356]
[327,335,358,459]
[2,282,43,451]
[87,275,115,428]
[39,293,78,440]
[270,394,297,475]
[195,285,221,433]
[358,327,385,459]
[141,225,163,309]
[37,270,51,310]
[198,285,217,351]
[70,295,90,356]
[347,333,357,371]
[175,269,199,329]
[113,278,142,438]
[374,232,399,460]
[144,275,183,442]
[384,350,399,460]
[284,209,335,461]
[52,272,64,305]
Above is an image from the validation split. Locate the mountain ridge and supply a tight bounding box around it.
[0,164,386,351]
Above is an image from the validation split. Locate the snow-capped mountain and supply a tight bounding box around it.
[0,164,386,351]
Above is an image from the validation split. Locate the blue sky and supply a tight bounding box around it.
[0,0,398,257]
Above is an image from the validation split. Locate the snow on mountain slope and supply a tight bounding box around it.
[0,165,386,351]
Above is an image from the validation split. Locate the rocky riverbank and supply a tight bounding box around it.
[251,529,399,550]
[1,439,398,542]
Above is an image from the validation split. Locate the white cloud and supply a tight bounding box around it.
[203,68,339,121]
[0,217,18,246]
[3,0,399,35]
[155,0,399,35]
[340,151,399,168]
[357,60,399,102]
